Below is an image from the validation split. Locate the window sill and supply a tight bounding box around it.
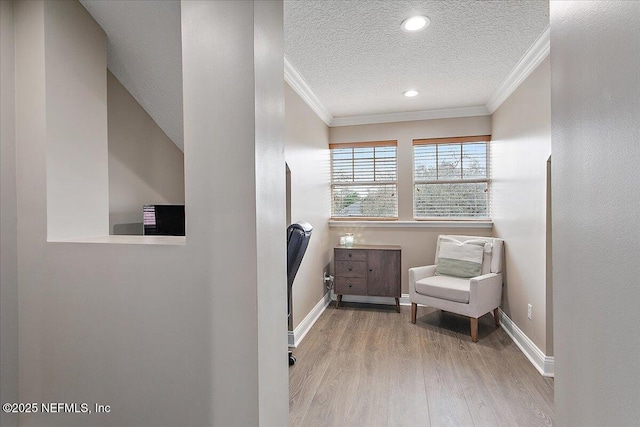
[48,235,186,245]
[328,220,493,229]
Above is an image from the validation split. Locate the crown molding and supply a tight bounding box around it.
[283,58,488,128]
[284,56,333,126]
[330,105,490,127]
[284,25,548,128]
[486,25,550,114]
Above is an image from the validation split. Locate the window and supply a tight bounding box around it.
[330,141,398,218]
[413,135,491,219]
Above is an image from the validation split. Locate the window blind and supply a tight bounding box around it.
[413,136,491,219]
[330,141,398,218]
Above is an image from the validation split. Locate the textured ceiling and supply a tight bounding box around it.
[284,0,549,118]
[79,1,548,145]
[80,0,184,150]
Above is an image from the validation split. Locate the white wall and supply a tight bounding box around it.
[108,71,185,234]
[253,4,287,421]
[551,1,640,425]
[182,0,288,424]
[45,0,109,240]
[284,82,331,329]
[329,117,493,294]
[0,1,19,426]
[491,57,551,354]
[13,1,287,426]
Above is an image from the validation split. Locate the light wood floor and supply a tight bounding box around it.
[289,302,554,427]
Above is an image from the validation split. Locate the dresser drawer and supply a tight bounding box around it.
[334,277,367,295]
[334,260,366,277]
[334,248,366,262]
[333,245,402,312]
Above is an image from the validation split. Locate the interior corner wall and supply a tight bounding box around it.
[253,3,287,423]
[107,70,185,235]
[182,1,288,425]
[328,117,493,294]
[551,1,640,425]
[284,82,331,329]
[0,1,19,426]
[45,0,109,240]
[490,56,551,355]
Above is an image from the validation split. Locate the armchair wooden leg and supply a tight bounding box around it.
[411,303,417,324]
[470,317,478,342]
[493,308,500,326]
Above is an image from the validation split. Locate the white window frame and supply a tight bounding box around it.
[330,140,398,219]
[412,135,491,220]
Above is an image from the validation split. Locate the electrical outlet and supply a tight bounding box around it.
[527,304,532,320]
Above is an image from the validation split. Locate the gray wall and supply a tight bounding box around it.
[551,1,640,425]
[253,3,287,421]
[44,0,109,241]
[284,82,331,329]
[0,1,19,426]
[182,0,288,424]
[107,70,185,234]
[13,1,287,426]
[491,56,552,355]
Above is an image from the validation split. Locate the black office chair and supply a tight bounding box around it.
[287,221,313,366]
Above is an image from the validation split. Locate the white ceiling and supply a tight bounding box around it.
[79,1,549,150]
[80,0,184,151]
[284,0,549,119]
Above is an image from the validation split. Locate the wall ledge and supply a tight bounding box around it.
[48,235,186,246]
[329,220,493,229]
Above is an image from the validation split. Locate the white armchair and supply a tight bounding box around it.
[409,235,504,342]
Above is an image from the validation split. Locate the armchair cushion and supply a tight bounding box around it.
[415,275,470,303]
[435,240,485,278]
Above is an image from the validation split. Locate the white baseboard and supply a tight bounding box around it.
[329,291,411,306]
[498,308,554,377]
[288,292,331,348]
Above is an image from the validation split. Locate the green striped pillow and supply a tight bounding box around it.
[436,241,485,278]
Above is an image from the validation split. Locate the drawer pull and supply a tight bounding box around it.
[348,284,352,288]
[348,267,352,271]
[348,253,352,258]
[369,269,373,272]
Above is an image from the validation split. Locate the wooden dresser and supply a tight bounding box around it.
[333,245,401,312]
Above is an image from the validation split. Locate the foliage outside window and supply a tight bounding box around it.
[330,141,398,218]
[413,136,491,219]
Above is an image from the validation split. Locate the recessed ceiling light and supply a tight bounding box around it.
[403,90,419,98]
[401,15,430,32]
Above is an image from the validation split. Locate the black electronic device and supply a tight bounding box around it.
[143,205,185,236]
